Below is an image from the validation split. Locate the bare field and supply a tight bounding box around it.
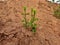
[0,0,60,45]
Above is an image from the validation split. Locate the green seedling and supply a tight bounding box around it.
[22,6,38,33]
[29,8,38,33]
[22,6,29,28]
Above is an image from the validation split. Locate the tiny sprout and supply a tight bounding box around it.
[22,6,38,33]
[23,6,27,11]
[31,8,34,15]
[33,9,36,15]
[22,6,28,28]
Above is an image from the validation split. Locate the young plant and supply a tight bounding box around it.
[22,6,38,33]
[22,6,29,28]
[29,8,38,33]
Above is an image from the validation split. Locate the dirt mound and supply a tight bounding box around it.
[0,0,60,45]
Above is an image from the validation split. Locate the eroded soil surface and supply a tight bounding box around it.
[0,0,60,45]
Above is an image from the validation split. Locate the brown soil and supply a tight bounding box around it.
[0,0,60,45]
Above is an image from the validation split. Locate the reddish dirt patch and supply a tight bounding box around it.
[0,0,60,45]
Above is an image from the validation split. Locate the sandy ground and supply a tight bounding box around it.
[0,0,60,45]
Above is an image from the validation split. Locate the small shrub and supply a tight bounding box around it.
[22,6,38,33]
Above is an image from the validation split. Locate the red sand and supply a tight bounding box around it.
[0,0,60,45]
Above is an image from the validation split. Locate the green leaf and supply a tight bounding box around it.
[32,28,36,33]
[23,6,27,11]
[33,24,37,28]
[28,21,32,26]
[34,18,38,21]
[31,8,34,15]
[33,9,36,15]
